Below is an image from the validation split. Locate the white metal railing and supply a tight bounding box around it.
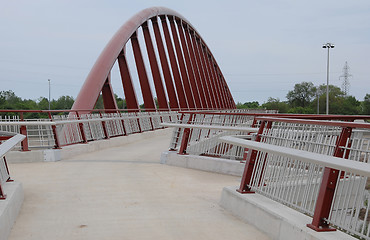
[0,133,26,199]
[165,113,370,239]
[166,111,258,158]
[216,117,370,239]
[221,134,370,239]
[0,111,179,150]
[163,122,258,159]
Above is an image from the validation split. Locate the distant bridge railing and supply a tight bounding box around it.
[166,113,370,239]
[0,109,179,151]
[0,109,265,151]
[0,133,25,199]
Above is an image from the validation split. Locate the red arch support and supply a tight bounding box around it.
[72,7,235,112]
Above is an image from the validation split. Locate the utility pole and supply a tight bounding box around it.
[339,61,351,96]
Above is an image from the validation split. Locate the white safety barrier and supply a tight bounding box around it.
[0,111,179,150]
[166,111,258,159]
[219,118,370,239]
[0,133,25,199]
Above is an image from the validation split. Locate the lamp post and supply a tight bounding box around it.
[317,88,320,114]
[48,79,51,111]
[322,43,334,115]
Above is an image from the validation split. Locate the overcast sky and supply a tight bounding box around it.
[1,0,369,105]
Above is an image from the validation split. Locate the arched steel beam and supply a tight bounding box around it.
[72,7,234,112]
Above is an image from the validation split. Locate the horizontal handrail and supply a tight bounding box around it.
[220,136,370,177]
[0,134,26,158]
[161,122,258,132]
[256,117,370,129]
[0,113,176,127]
[179,111,370,120]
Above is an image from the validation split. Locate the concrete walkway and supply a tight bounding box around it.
[7,129,269,240]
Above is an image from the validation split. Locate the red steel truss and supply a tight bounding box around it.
[72,7,235,112]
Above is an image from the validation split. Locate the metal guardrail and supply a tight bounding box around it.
[167,113,370,239]
[221,136,370,177]
[0,133,25,199]
[166,111,259,159]
[220,132,370,239]
[163,122,258,160]
[0,111,179,151]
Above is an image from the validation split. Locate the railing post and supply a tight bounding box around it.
[76,112,88,143]
[0,156,9,199]
[237,120,271,193]
[148,112,154,130]
[307,127,352,232]
[0,184,6,199]
[3,157,13,182]
[48,112,61,149]
[136,112,142,133]
[99,112,110,139]
[19,112,29,151]
[178,113,194,155]
[169,113,184,151]
[119,112,127,136]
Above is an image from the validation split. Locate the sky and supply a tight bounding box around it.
[1,0,369,105]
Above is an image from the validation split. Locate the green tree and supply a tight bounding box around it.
[115,95,126,109]
[362,94,370,115]
[37,97,50,110]
[286,82,317,108]
[94,95,104,109]
[236,101,260,109]
[53,96,74,110]
[0,90,22,109]
[314,85,346,114]
[261,97,289,113]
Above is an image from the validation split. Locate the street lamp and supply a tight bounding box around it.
[48,79,51,111]
[322,43,334,115]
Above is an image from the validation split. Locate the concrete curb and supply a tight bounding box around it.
[220,186,356,240]
[160,151,244,176]
[0,181,23,240]
[6,128,173,163]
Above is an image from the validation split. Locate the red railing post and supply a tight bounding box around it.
[47,112,61,149]
[178,113,194,155]
[76,112,88,143]
[136,112,143,133]
[307,127,352,232]
[119,112,127,136]
[19,112,29,151]
[99,112,110,139]
[148,112,155,131]
[237,120,271,193]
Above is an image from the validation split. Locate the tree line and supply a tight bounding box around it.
[2,82,370,118]
[236,82,370,115]
[0,90,128,118]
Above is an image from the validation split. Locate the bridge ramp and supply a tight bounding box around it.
[7,129,269,240]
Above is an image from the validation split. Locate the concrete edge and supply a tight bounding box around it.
[160,151,244,176]
[0,181,24,240]
[219,186,356,240]
[6,128,173,163]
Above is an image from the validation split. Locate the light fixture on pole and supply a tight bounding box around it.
[48,79,51,111]
[322,43,334,115]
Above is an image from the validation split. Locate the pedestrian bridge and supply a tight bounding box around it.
[1,110,369,240]
[1,6,370,240]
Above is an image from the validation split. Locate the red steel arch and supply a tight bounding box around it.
[72,7,235,112]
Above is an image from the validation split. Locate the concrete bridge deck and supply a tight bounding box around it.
[7,128,269,240]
